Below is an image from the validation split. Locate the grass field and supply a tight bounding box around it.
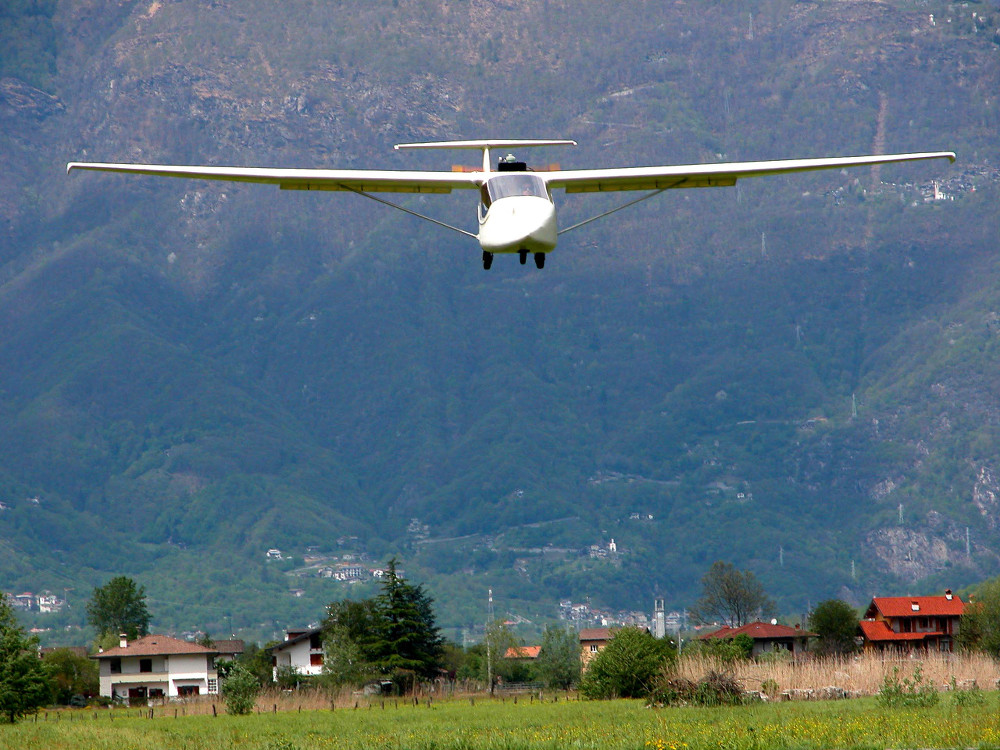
[4,693,1000,750]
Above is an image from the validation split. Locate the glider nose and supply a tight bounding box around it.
[479,196,558,254]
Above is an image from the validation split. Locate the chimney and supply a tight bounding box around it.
[945,589,953,600]
[119,634,128,649]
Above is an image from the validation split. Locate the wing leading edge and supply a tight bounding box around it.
[65,162,482,194]
[544,151,956,193]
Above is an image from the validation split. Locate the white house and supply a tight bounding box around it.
[271,628,324,679]
[92,634,219,703]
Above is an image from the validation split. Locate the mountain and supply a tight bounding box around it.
[1,0,999,643]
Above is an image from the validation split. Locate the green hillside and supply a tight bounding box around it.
[1,0,999,643]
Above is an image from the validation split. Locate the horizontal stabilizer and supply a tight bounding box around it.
[395,139,577,151]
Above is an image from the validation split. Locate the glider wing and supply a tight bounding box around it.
[544,152,956,193]
[66,162,482,194]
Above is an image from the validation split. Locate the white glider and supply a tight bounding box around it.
[67,140,955,269]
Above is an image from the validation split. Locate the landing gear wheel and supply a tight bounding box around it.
[482,251,493,270]
[533,252,545,269]
[519,249,528,265]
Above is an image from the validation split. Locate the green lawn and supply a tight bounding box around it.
[3,696,1000,750]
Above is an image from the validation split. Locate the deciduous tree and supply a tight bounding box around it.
[481,619,519,693]
[690,561,774,627]
[808,599,859,655]
[957,578,1000,656]
[86,576,151,641]
[536,624,580,690]
[42,648,99,705]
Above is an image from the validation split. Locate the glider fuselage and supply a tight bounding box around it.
[478,173,557,257]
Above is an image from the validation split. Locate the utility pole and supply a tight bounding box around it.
[485,588,494,694]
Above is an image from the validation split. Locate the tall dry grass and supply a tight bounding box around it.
[676,650,1000,695]
[147,680,492,717]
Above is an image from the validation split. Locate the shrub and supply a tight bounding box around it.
[221,665,261,715]
[950,677,986,708]
[650,669,747,706]
[876,665,938,708]
[580,627,673,699]
[760,678,780,699]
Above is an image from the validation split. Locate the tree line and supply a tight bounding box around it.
[8,561,1000,721]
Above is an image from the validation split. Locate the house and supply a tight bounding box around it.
[859,589,965,653]
[579,627,612,667]
[210,639,245,662]
[271,627,324,678]
[91,634,219,703]
[10,592,36,611]
[698,621,815,657]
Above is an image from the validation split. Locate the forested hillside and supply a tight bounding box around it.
[1,0,999,643]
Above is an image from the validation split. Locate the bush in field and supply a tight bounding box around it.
[651,670,747,707]
[580,627,673,699]
[876,665,938,708]
[221,665,261,715]
[950,677,986,708]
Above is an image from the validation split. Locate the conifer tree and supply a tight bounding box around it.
[0,597,50,723]
[371,559,443,683]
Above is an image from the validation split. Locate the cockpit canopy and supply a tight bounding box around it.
[482,174,549,207]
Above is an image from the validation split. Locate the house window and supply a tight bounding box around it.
[207,679,218,694]
[109,658,122,674]
[139,659,153,673]
[590,644,599,653]
[177,685,200,697]
[310,653,324,667]
[310,634,322,650]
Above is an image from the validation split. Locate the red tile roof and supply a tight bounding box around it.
[859,620,943,642]
[504,646,541,659]
[92,635,217,659]
[699,621,815,640]
[866,594,965,619]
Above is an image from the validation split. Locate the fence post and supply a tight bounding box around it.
[212,703,217,717]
